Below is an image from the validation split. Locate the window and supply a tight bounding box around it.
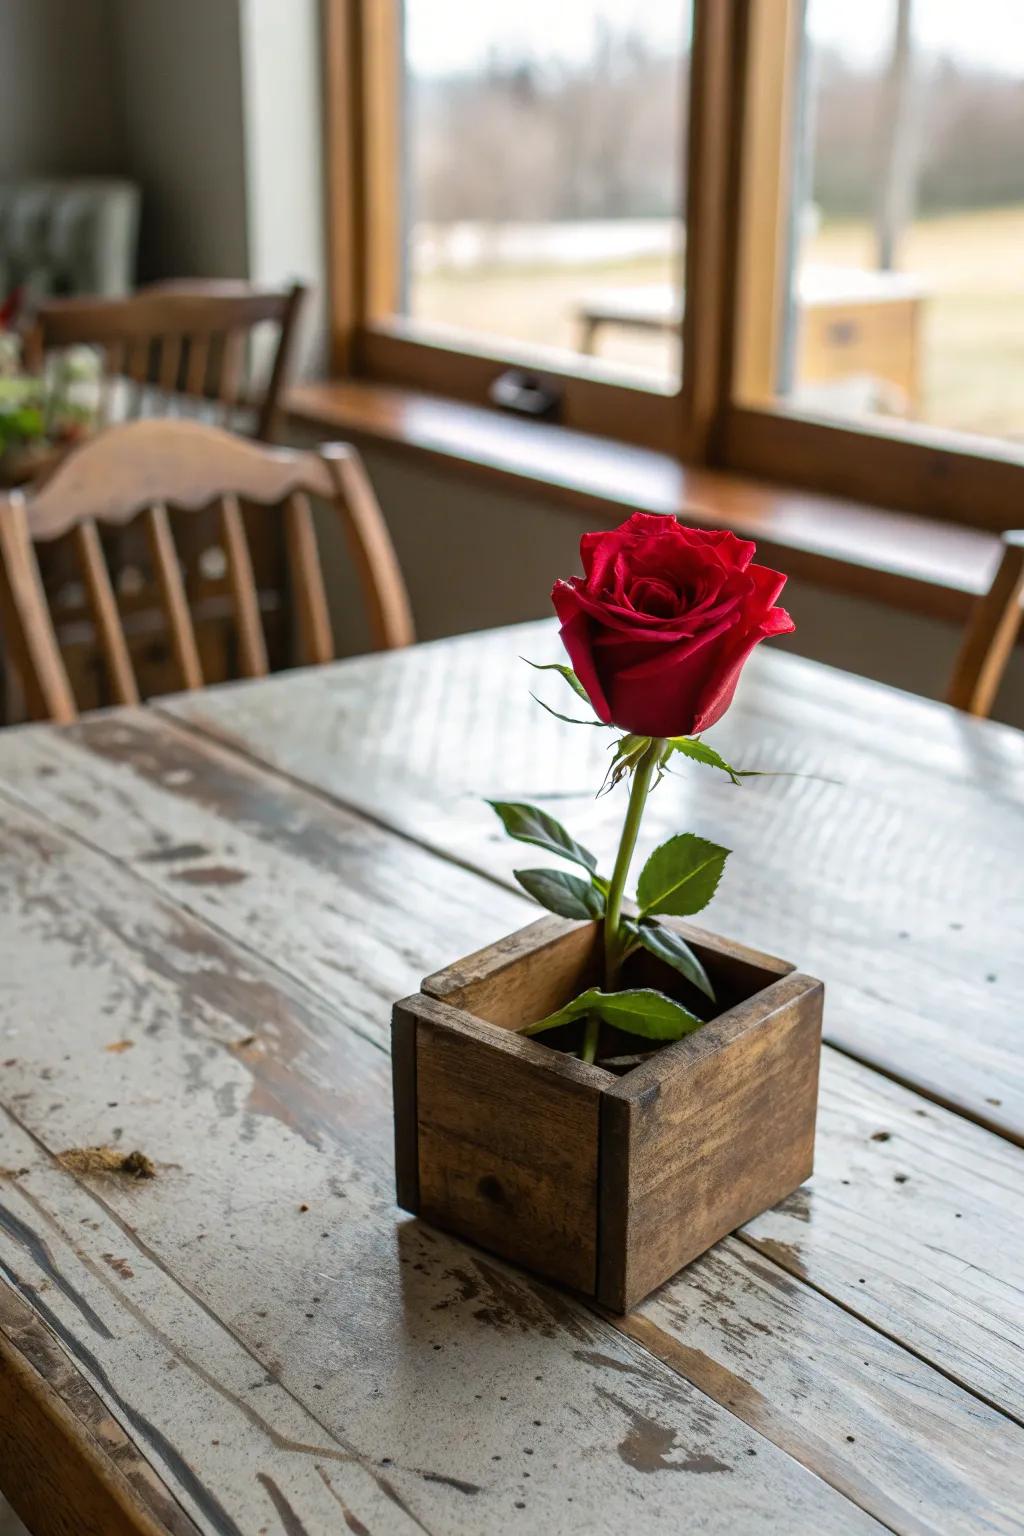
[325,0,701,449]
[325,0,1024,531]
[744,0,1024,446]
[400,1,691,393]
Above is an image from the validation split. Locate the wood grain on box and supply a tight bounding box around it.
[599,970,823,1312]
[403,990,608,1294]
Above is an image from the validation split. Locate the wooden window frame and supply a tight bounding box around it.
[322,0,1024,532]
[322,0,724,456]
[715,0,1024,534]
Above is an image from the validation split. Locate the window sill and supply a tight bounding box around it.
[287,379,999,623]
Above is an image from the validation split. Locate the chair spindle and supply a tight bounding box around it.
[285,491,334,666]
[158,335,182,405]
[127,339,151,418]
[73,519,140,706]
[0,502,76,723]
[218,331,245,431]
[144,502,203,691]
[219,494,268,678]
[102,342,126,426]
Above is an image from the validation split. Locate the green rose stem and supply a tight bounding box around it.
[581,735,664,1065]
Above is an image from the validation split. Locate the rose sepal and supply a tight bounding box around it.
[522,657,590,702]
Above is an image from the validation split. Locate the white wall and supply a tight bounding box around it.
[239,0,328,374]
[0,0,121,179]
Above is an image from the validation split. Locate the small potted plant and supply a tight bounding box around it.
[393,514,823,1311]
[0,321,99,488]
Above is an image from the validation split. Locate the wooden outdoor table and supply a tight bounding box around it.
[577,266,925,411]
[1,619,1021,1536]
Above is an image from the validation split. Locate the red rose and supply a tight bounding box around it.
[551,513,795,739]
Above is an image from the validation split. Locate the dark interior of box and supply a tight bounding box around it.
[440,923,789,1075]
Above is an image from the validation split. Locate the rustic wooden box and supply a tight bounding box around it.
[392,914,823,1312]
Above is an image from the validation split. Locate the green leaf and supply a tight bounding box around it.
[487,800,597,872]
[523,658,590,702]
[1,405,44,442]
[522,986,703,1040]
[514,868,605,920]
[530,693,609,728]
[636,833,730,918]
[635,921,715,1000]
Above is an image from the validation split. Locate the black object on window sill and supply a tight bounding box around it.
[489,369,562,421]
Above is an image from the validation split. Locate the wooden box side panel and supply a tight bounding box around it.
[599,974,823,1312]
[412,994,603,1294]
[421,916,602,1031]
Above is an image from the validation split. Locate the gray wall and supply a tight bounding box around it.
[0,0,121,178]
[0,0,249,277]
[111,0,250,279]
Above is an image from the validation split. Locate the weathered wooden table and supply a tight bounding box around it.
[1,620,1022,1536]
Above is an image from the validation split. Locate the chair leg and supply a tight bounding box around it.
[946,532,1024,717]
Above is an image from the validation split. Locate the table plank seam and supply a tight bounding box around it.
[0,771,390,1065]
[5,1161,363,1470]
[1,1108,895,1536]
[152,703,534,904]
[0,1255,247,1536]
[0,1105,442,1536]
[154,704,1024,1152]
[731,1230,1024,1433]
[613,1308,932,1536]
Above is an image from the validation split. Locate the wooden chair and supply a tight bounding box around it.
[25,280,307,442]
[947,531,1024,718]
[0,418,414,723]
[7,282,308,718]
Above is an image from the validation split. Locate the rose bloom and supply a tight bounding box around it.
[552,513,795,739]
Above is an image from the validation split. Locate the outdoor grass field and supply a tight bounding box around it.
[412,204,1024,443]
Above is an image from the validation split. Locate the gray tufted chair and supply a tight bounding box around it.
[0,179,140,307]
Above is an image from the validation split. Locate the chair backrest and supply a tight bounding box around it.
[25,280,306,442]
[0,418,414,724]
[946,531,1024,717]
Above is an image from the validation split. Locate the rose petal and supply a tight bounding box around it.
[551,581,612,722]
[552,516,794,739]
[691,603,795,733]
[748,561,789,612]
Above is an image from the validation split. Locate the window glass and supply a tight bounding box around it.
[777,0,1024,443]
[400,0,692,390]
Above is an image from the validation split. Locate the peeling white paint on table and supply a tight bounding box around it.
[1,619,1022,1535]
